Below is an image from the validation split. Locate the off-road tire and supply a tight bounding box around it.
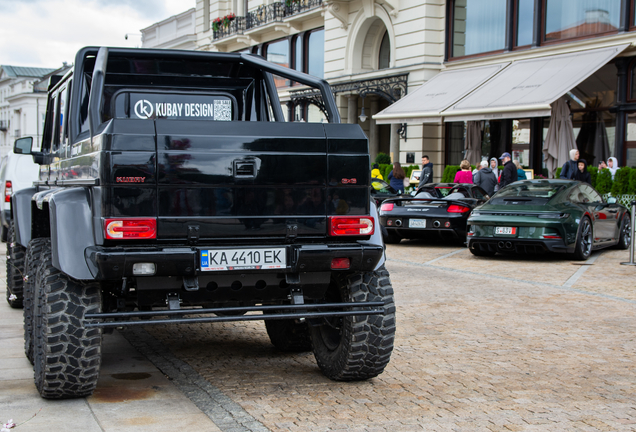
[383,231,402,244]
[310,266,396,381]
[573,217,593,261]
[23,238,48,365]
[33,240,103,399]
[265,319,312,352]
[615,214,631,250]
[6,222,25,308]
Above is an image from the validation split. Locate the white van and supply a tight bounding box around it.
[0,148,40,241]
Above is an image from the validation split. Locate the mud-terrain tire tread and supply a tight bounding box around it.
[33,240,102,399]
[6,222,26,308]
[310,266,396,381]
[23,238,48,364]
[265,319,312,352]
[383,232,402,244]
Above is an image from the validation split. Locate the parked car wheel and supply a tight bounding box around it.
[615,214,631,250]
[573,217,593,261]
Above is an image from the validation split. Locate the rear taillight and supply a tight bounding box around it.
[380,203,394,212]
[328,216,374,236]
[105,218,157,240]
[447,204,470,213]
[4,181,12,203]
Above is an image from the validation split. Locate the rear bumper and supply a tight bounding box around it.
[84,242,384,280]
[467,237,572,254]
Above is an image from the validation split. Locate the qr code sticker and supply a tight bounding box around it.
[214,99,232,121]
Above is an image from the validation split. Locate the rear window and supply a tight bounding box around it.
[113,92,236,121]
[495,182,567,199]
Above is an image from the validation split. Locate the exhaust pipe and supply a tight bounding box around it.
[498,241,505,249]
[433,220,441,228]
[505,241,512,249]
[395,219,402,227]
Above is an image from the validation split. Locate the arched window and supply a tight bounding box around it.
[379,31,390,70]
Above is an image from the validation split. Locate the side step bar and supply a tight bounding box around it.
[85,302,386,328]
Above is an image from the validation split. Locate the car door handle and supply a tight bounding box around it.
[608,210,617,214]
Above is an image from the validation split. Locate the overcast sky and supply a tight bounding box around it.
[0,0,196,69]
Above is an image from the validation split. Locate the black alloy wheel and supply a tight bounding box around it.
[573,217,593,261]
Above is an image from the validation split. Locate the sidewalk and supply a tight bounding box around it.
[0,249,221,432]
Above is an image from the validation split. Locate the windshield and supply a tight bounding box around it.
[496,181,568,199]
[371,179,396,194]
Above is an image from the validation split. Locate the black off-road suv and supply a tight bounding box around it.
[6,47,395,399]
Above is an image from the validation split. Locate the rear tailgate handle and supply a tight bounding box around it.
[233,161,256,178]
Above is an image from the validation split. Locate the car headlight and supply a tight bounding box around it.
[537,213,569,219]
[470,210,480,217]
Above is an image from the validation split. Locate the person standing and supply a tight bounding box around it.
[607,157,619,180]
[559,149,579,179]
[387,161,407,194]
[473,160,497,196]
[453,160,474,183]
[498,152,518,189]
[489,157,500,192]
[514,160,527,180]
[419,155,434,188]
[573,159,592,185]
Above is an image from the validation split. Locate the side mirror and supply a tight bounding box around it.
[13,137,33,155]
[607,197,617,204]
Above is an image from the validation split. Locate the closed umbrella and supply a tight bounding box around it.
[543,98,577,178]
[465,121,482,166]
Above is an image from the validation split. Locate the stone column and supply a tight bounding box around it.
[348,96,358,124]
[369,99,379,162]
[390,123,400,162]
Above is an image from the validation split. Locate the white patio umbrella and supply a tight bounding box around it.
[542,98,577,178]
[465,121,482,166]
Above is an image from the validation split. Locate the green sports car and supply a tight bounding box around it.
[466,179,631,260]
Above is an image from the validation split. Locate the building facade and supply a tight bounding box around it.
[0,66,59,158]
[141,8,197,50]
[189,0,636,178]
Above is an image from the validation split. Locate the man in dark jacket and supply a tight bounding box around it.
[573,159,592,185]
[559,149,579,180]
[473,160,497,196]
[419,155,434,188]
[498,152,518,189]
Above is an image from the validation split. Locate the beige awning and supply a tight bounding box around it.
[373,43,629,124]
[373,63,508,124]
[443,44,629,122]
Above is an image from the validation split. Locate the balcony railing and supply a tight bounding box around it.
[0,120,7,131]
[213,0,323,41]
[14,129,20,138]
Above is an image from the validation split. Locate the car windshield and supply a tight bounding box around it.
[496,182,568,199]
[371,179,396,194]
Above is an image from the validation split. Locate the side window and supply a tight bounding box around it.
[47,94,59,153]
[568,187,582,203]
[57,82,70,151]
[472,188,486,200]
[581,185,602,203]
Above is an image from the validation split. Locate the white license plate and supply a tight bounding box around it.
[495,227,517,235]
[200,247,286,271]
[409,219,426,228]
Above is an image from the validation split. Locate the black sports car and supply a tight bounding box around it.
[370,178,401,206]
[379,183,490,244]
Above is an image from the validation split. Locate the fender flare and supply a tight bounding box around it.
[359,199,386,271]
[11,187,37,247]
[48,188,96,280]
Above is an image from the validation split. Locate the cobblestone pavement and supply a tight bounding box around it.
[142,240,636,431]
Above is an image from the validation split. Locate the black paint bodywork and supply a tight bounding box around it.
[13,47,385,324]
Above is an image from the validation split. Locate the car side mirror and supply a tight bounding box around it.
[31,151,52,165]
[13,136,33,154]
[607,197,617,204]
